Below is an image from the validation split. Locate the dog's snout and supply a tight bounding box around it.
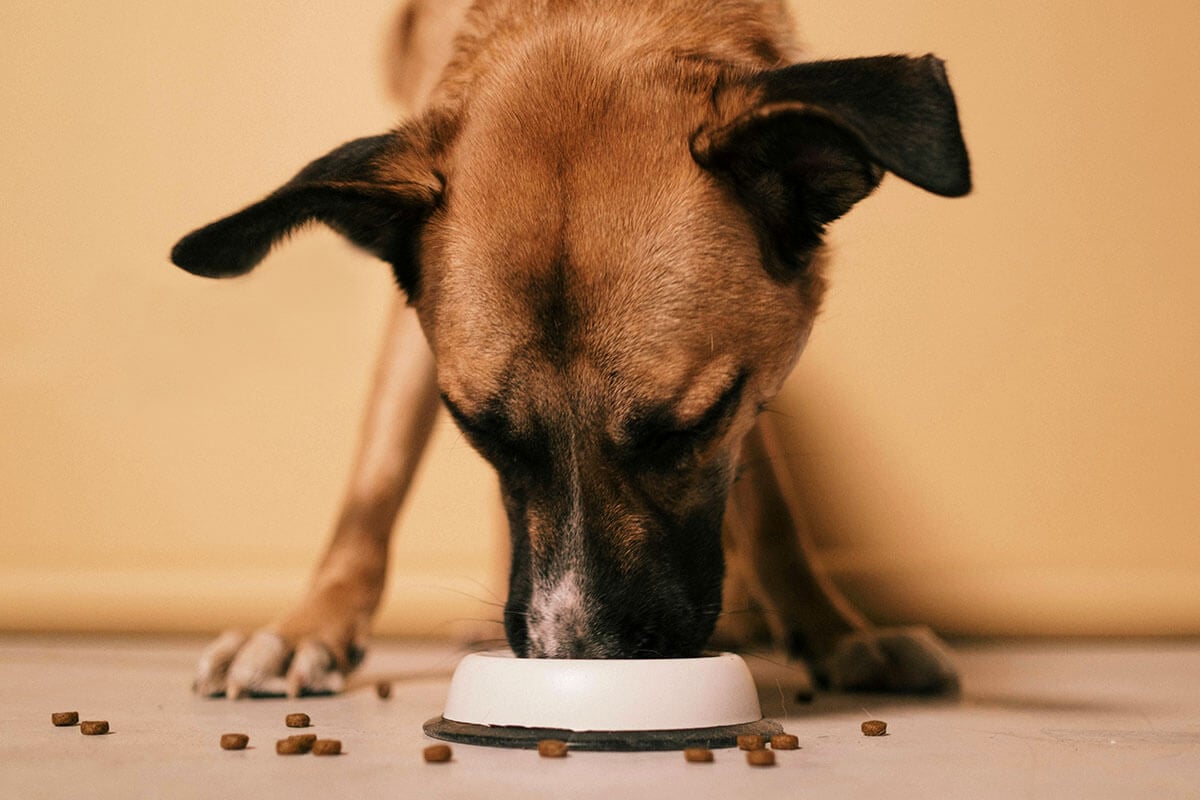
[507,560,718,660]
[493,401,730,662]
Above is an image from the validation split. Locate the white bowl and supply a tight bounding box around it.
[440,650,763,732]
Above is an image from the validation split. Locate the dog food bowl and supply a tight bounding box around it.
[423,650,781,751]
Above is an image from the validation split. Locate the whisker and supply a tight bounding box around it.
[760,406,798,423]
[459,575,506,606]
[408,582,508,609]
[737,650,805,671]
[715,604,791,620]
[464,637,511,652]
[439,617,507,628]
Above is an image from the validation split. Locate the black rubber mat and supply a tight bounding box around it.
[423,716,784,752]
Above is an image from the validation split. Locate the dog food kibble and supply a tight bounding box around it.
[80,720,110,735]
[746,748,776,767]
[683,747,714,763]
[220,733,250,750]
[737,734,765,751]
[287,734,317,753]
[770,733,800,750]
[375,681,392,699]
[277,734,316,753]
[423,744,452,763]
[861,720,888,736]
[276,738,305,755]
[51,712,79,727]
[285,713,311,728]
[537,739,569,758]
[312,739,342,756]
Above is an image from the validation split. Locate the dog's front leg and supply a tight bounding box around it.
[195,300,440,697]
[725,414,959,694]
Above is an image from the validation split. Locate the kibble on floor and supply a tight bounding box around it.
[285,713,311,728]
[862,720,888,736]
[80,720,109,736]
[276,739,303,755]
[312,739,342,756]
[287,734,317,753]
[683,748,714,763]
[4,637,1193,799]
[737,734,765,751]
[423,744,452,763]
[219,733,249,751]
[51,712,79,727]
[537,739,569,758]
[770,733,800,750]
[746,749,776,767]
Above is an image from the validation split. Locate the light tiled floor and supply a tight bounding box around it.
[2,635,1197,799]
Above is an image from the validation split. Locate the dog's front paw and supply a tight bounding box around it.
[821,626,960,695]
[194,624,365,699]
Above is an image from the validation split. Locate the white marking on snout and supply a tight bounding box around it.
[528,568,590,657]
[527,429,598,657]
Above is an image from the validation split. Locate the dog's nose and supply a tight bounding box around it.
[524,625,677,659]
[631,629,667,658]
[563,640,597,659]
[527,637,608,659]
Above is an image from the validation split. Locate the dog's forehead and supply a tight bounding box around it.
[427,196,799,430]
[422,56,810,420]
[428,167,764,405]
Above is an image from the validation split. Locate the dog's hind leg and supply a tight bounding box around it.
[194,301,441,698]
[724,413,959,694]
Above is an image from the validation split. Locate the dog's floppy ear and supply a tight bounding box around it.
[692,54,971,263]
[170,122,444,294]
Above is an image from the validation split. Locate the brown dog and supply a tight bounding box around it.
[173,0,970,698]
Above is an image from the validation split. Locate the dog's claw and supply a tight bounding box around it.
[194,627,359,698]
[223,630,291,698]
[286,640,345,698]
[193,629,249,697]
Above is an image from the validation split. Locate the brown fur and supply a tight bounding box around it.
[178,0,966,695]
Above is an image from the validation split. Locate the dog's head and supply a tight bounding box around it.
[173,54,969,658]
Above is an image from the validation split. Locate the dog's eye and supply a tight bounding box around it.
[628,371,749,467]
[454,417,530,472]
[442,393,505,447]
[639,425,705,467]
[440,393,543,474]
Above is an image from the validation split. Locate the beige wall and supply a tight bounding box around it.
[1,1,1197,638]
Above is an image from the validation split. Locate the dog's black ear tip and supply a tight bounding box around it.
[169,233,206,275]
[937,169,973,198]
[916,53,954,89]
[920,52,947,70]
[892,167,971,200]
[169,228,263,278]
[927,162,972,198]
